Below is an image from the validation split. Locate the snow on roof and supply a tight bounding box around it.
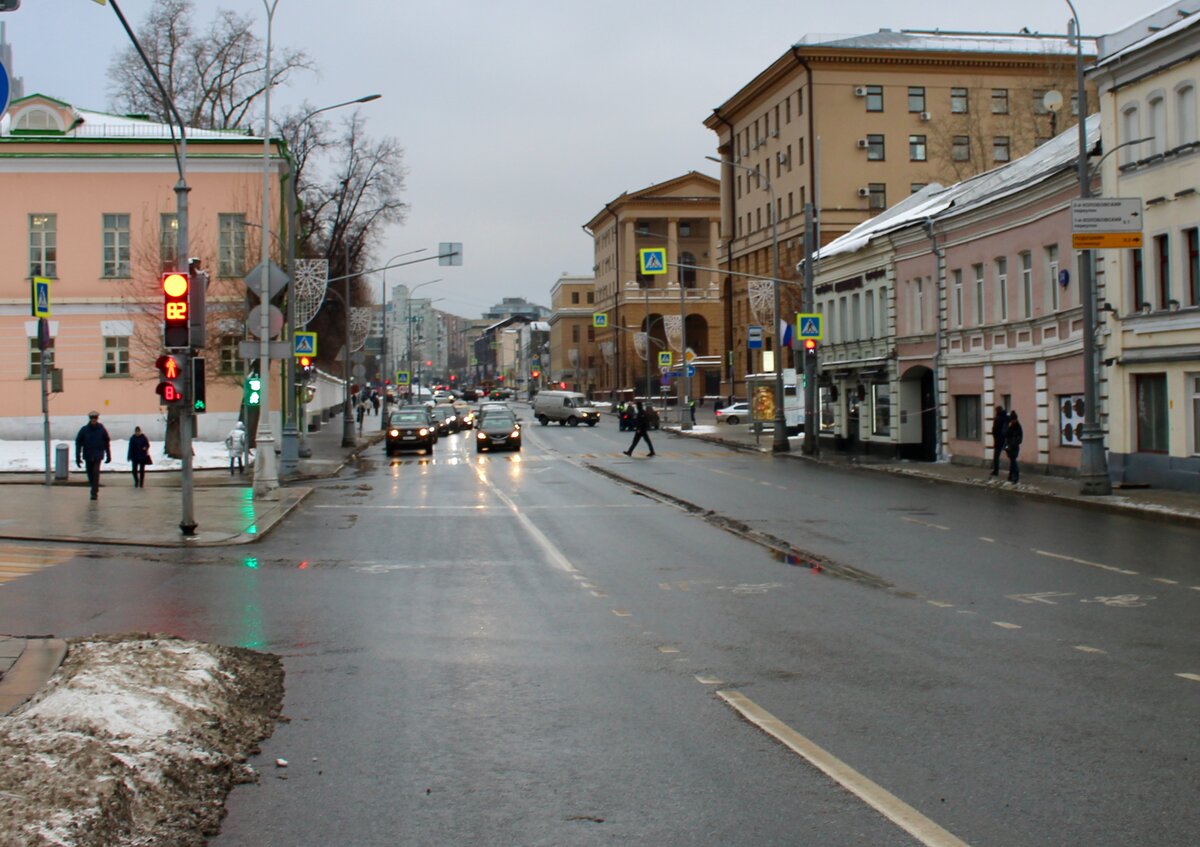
[1096,5,1200,68]
[816,115,1100,262]
[796,29,1087,56]
[1,99,258,141]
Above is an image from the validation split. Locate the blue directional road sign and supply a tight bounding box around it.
[639,247,667,275]
[796,313,823,341]
[32,277,51,318]
[293,331,317,357]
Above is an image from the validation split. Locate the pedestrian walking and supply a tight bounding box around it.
[1005,410,1024,483]
[688,398,696,425]
[74,411,111,500]
[127,426,152,488]
[623,401,656,457]
[371,390,380,416]
[989,405,1009,477]
[225,421,249,475]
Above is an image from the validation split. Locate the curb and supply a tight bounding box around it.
[0,638,67,716]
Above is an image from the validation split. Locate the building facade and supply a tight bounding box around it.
[547,274,598,395]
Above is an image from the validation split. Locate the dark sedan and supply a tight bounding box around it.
[475,410,522,453]
[431,404,460,435]
[386,409,437,455]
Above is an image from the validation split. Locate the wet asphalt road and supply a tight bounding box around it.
[1,408,1197,845]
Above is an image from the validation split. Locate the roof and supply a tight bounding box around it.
[2,95,261,141]
[796,29,1090,57]
[815,115,1100,261]
[1095,4,1200,68]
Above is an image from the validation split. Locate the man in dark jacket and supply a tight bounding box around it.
[623,401,656,457]
[990,405,1009,477]
[1005,410,1024,483]
[75,411,112,500]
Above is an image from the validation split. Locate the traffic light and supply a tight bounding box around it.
[803,338,818,356]
[191,357,207,413]
[162,271,190,349]
[531,370,540,380]
[298,356,314,383]
[155,354,185,404]
[188,260,208,349]
[244,372,262,407]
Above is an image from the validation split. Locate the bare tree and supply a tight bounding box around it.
[106,0,312,131]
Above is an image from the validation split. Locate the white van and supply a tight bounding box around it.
[533,390,601,427]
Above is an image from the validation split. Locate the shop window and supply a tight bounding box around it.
[871,382,891,435]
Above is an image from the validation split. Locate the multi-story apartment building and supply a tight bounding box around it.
[547,274,598,394]
[583,172,723,402]
[1,92,285,440]
[705,29,1092,397]
[1092,2,1200,491]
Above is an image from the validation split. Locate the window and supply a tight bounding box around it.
[851,293,861,340]
[1131,248,1145,310]
[871,382,891,435]
[798,87,804,115]
[1021,252,1033,319]
[915,278,925,332]
[908,86,926,113]
[218,213,247,277]
[866,133,885,161]
[29,214,57,278]
[954,395,982,441]
[1177,84,1197,146]
[680,251,697,288]
[1121,106,1141,164]
[868,183,887,210]
[865,85,883,112]
[993,136,1011,163]
[953,269,964,327]
[218,335,246,375]
[996,257,1008,321]
[1047,245,1060,311]
[1032,90,1049,115]
[878,285,888,334]
[951,87,968,114]
[1191,373,1200,455]
[160,213,179,269]
[104,336,130,376]
[29,337,54,379]
[911,183,928,193]
[679,222,692,237]
[839,296,848,341]
[1135,373,1168,453]
[1186,228,1199,306]
[991,89,1009,114]
[909,134,927,161]
[571,291,580,304]
[571,325,580,343]
[101,213,131,278]
[587,326,595,342]
[586,291,594,304]
[1155,233,1170,308]
[865,289,876,337]
[974,264,985,325]
[785,96,792,124]
[952,135,970,161]
[1149,94,1166,156]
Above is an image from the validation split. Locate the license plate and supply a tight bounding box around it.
[402,434,416,440]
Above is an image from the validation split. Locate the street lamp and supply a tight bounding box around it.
[707,155,788,452]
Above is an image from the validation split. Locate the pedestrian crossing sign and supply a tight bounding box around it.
[658,351,672,367]
[396,371,410,386]
[796,313,823,340]
[31,277,51,318]
[639,247,667,275]
[293,331,318,357]
[593,312,608,328]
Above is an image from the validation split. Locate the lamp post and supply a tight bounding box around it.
[708,155,787,452]
[1064,0,1110,495]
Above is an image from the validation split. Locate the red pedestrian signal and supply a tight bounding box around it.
[162,272,190,348]
[803,338,817,353]
[155,354,186,404]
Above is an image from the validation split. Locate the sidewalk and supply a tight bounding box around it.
[0,412,386,548]
[661,407,1200,528]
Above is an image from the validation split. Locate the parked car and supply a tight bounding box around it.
[386,409,437,455]
[715,402,751,425]
[475,409,522,453]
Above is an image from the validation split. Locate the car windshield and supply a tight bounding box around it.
[481,413,516,427]
[390,413,424,424]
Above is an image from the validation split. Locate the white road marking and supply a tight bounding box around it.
[657,646,679,654]
[1034,549,1138,576]
[471,464,577,574]
[612,609,631,617]
[1006,592,1073,605]
[1152,578,1179,585]
[590,590,608,598]
[992,622,1022,630]
[694,674,723,685]
[718,690,972,847]
[979,537,995,543]
[927,600,954,608]
[1074,645,1107,654]
[1176,673,1200,683]
[903,517,950,530]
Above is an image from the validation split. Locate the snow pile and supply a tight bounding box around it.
[0,634,283,847]
[0,441,242,474]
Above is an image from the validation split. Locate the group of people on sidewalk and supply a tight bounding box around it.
[990,406,1024,483]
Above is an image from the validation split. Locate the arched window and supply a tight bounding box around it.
[1176,83,1197,146]
[680,251,697,288]
[1148,93,1167,156]
[1121,105,1141,165]
[12,107,66,133]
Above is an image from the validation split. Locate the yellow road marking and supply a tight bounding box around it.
[718,690,972,847]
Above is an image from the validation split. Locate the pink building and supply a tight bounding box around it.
[813,118,1098,475]
[0,94,285,441]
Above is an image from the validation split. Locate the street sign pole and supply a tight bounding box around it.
[802,203,819,455]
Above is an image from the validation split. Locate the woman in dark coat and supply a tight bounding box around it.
[127,426,152,488]
[1005,411,1024,483]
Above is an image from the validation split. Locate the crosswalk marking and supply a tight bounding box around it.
[0,544,83,586]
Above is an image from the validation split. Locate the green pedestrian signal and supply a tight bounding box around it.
[244,373,262,407]
[192,357,207,413]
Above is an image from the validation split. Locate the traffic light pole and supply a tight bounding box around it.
[802,203,819,456]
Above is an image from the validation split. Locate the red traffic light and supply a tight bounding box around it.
[298,356,311,368]
[803,338,818,351]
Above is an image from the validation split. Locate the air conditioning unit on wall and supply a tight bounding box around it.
[854,86,868,97]
[920,111,932,122]
[857,187,871,197]
[856,138,869,149]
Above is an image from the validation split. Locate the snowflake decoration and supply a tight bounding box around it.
[748,279,773,325]
[633,332,647,359]
[599,342,613,363]
[348,307,372,352]
[663,315,682,352]
[292,259,329,328]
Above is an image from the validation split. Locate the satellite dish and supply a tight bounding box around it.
[1043,90,1064,113]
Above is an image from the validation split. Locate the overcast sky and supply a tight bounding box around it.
[2,0,1169,318]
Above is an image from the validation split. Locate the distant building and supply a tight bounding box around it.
[483,297,549,321]
[547,274,597,394]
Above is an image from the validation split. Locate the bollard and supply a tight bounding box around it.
[54,443,69,480]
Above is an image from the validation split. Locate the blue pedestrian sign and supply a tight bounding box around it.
[657,351,672,367]
[0,58,10,124]
[395,371,410,386]
[593,312,608,328]
[31,277,51,319]
[639,247,667,276]
[293,331,317,357]
[796,313,823,341]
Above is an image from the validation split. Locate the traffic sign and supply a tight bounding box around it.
[0,57,9,121]
[593,312,608,328]
[748,325,763,349]
[639,247,667,275]
[293,331,318,357]
[1071,198,1143,232]
[796,313,823,340]
[658,351,672,367]
[395,371,411,386]
[31,277,51,318]
[1072,232,1144,250]
[244,260,291,299]
[687,365,695,377]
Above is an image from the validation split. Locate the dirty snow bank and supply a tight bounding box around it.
[0,634,283,847]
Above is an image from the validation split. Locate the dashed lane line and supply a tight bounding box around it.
[1177,673,1200,683]
[903,517,950,531]
[1033,549,1138,576]
[992,622,1022,630]
[718,690,972,847]
[1074,645,1108,654]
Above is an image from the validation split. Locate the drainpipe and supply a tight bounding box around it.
[791,49,819,245]
[710,108,737,396]
[922,219,947,462]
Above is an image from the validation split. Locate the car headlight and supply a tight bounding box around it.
[419,428,429,436]
[510,429,520,438]
[476,430,487,440]
[389,429,399,437]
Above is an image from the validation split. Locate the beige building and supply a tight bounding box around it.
[547,274,597,394]
[704,30,1092,396]
[1092,3,1200,491]
[582,172,723,402]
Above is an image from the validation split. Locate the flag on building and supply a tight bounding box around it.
[778,318,794,349]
